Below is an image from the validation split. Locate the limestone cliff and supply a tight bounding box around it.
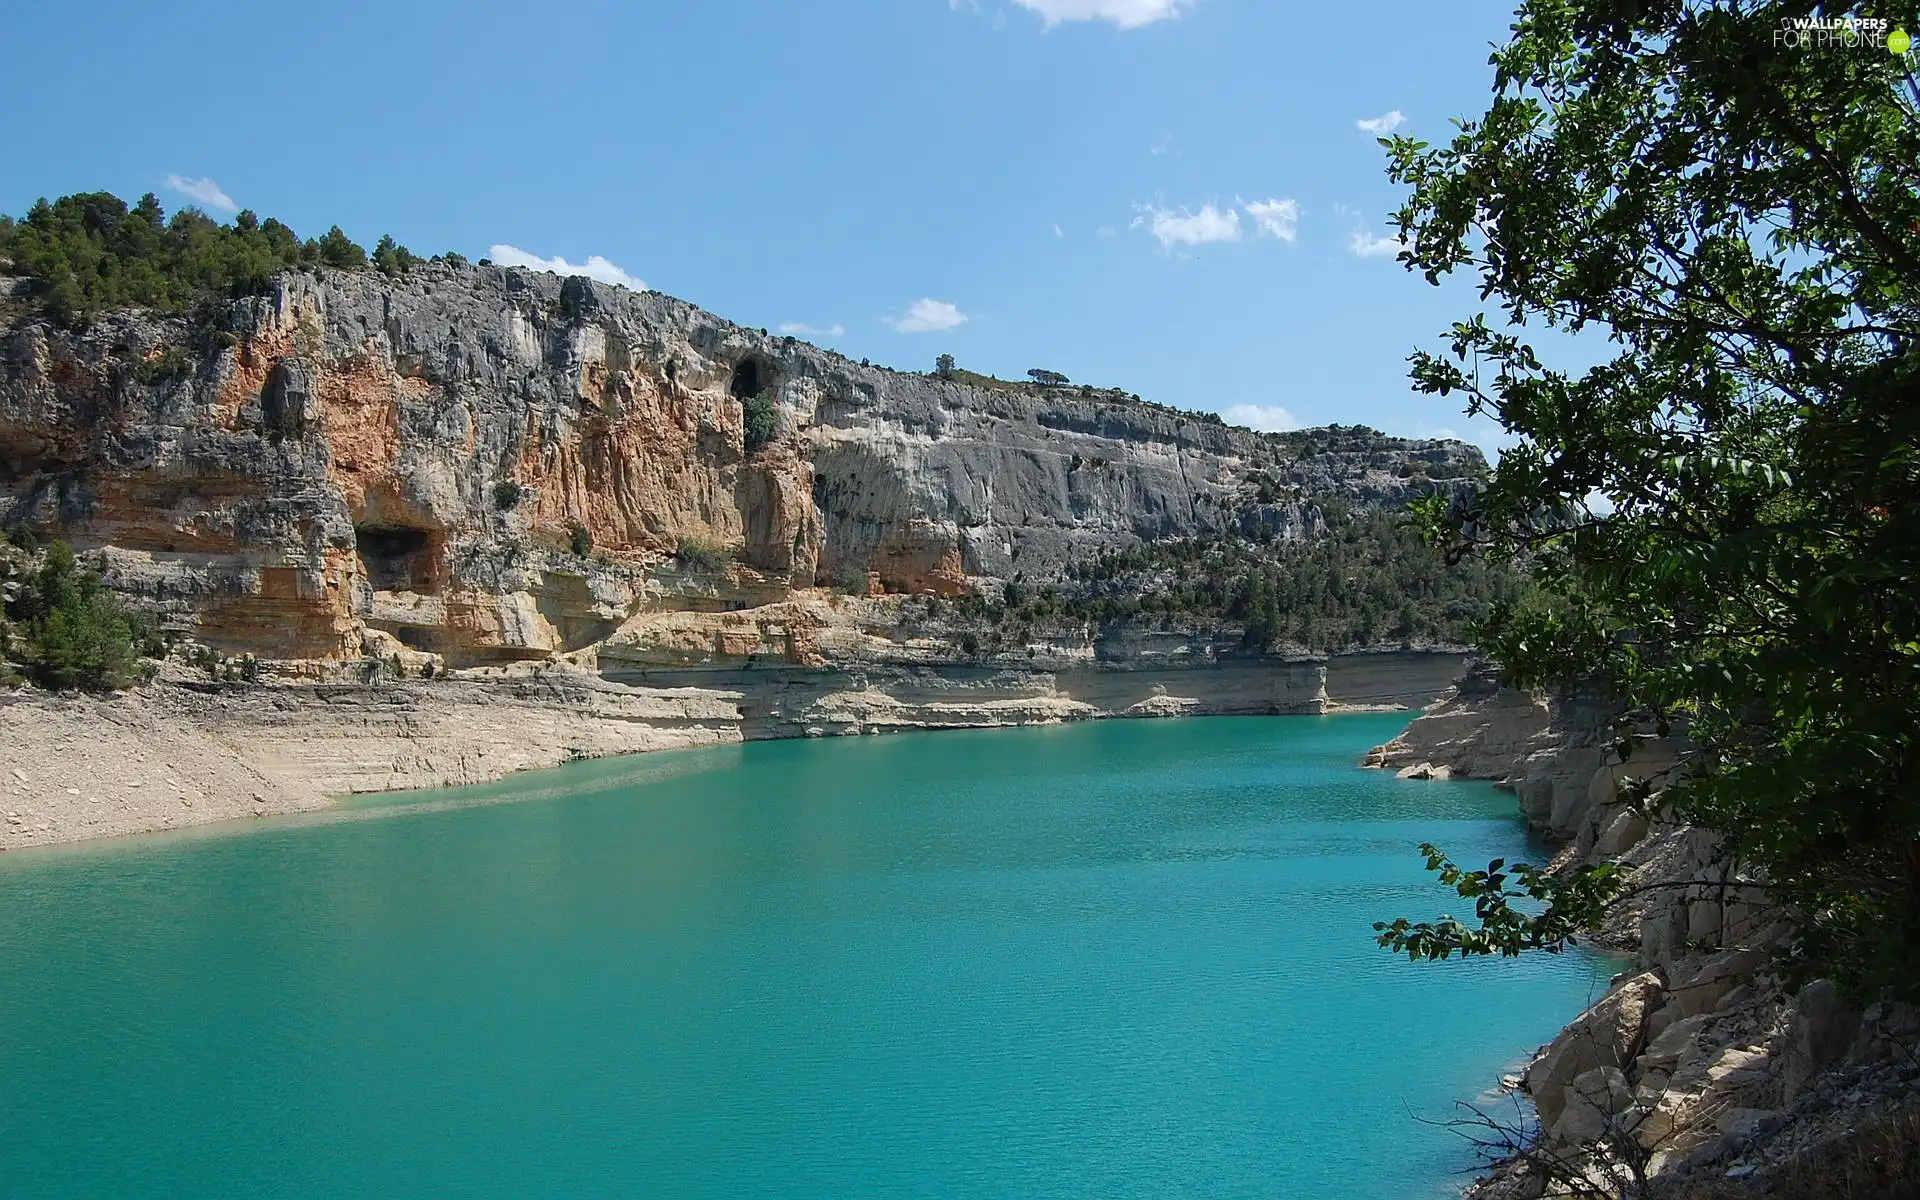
[0,262,1479,671]
[0,261,1485,848]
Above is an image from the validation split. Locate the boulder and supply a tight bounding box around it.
[1593,806,1649,857]
[1637,1012,1715,1072]
[1667,948,1769,1018]
[1780,980,1860,1105]
[1525,971,1664,1127]
[1551,1065,1633,1144]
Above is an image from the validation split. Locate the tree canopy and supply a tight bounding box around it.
[1375,2,1920,997]
[0,191,419,326]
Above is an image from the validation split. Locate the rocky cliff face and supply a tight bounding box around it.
[0,262,1479,672]
[1366,668,1919,1196]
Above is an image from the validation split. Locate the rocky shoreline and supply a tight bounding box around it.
[1366,664,1919,1197]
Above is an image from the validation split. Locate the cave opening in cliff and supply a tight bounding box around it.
[355,525,440,593]
[729,359,763,400]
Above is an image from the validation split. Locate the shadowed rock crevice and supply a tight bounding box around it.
[354,524,441,593]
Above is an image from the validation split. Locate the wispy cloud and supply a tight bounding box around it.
[1240,197,1301,242]
[1009,0,1195,28]
[1221,403,1299,433]
[886,298,968,334]
[1356,110,1406,135]
[1053,222,1065,238]
[487,244,645,290]
[164,174,236,213]
[1348,229,1406,259]
[778,321,846,338]
[1134,203,1241,248]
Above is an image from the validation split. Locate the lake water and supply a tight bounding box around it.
[0,714,1612,1198]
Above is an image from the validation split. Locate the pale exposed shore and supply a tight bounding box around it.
[0,689,331,850]
[1,652,1461,853]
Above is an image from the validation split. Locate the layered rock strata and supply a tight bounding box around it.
[0,263,1479,670]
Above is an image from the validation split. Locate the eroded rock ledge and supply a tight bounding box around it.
[1365,664,1919,1197]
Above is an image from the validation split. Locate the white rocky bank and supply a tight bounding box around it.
[1366,663,1920,1196]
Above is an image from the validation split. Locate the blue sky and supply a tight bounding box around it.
[1,0,1530,452]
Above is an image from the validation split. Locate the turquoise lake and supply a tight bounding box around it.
[0,714,1613,1198]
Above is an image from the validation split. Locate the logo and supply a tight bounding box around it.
[1772,15,1900,50]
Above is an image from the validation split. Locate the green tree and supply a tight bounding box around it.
[1027,368,1069,387]
[312,225,366,269]
[935,353,956,377]
[371,234,420,278]
[3,540,153,690]
[1374,1,1920,998]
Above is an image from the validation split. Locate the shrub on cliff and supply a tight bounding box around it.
[742,392,777,453]
[1,539,156,691]
[1373,1,1920,998]
[675,536,733,573]
[0,191,375,326]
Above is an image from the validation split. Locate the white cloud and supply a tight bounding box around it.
[1134,203,1241,248]
[887,298,968,334]
[487,244,645,290]
[1221,404,1300,433]
[1348,229,1406,259]
[1241,197,1301,242]
[1356,110,1405,135]
[1012,0,1194,28]
[1053,222,1065,238]
[778,321,846,337]
[1096,224,1119,237]
[164,174,236,213]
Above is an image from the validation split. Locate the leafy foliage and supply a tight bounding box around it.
[1374,846,1627,960]
[567,524,593,558]
[492,480,523,511]
[742,392,777,453]
[1027,368,1070,387]
[934,353,956,378]
[1379,2,1920,996]
[2,539,157,690]
[0,191,413,326]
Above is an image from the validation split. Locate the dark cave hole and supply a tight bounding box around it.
[729,359,762,400]
[356,525,435,591]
